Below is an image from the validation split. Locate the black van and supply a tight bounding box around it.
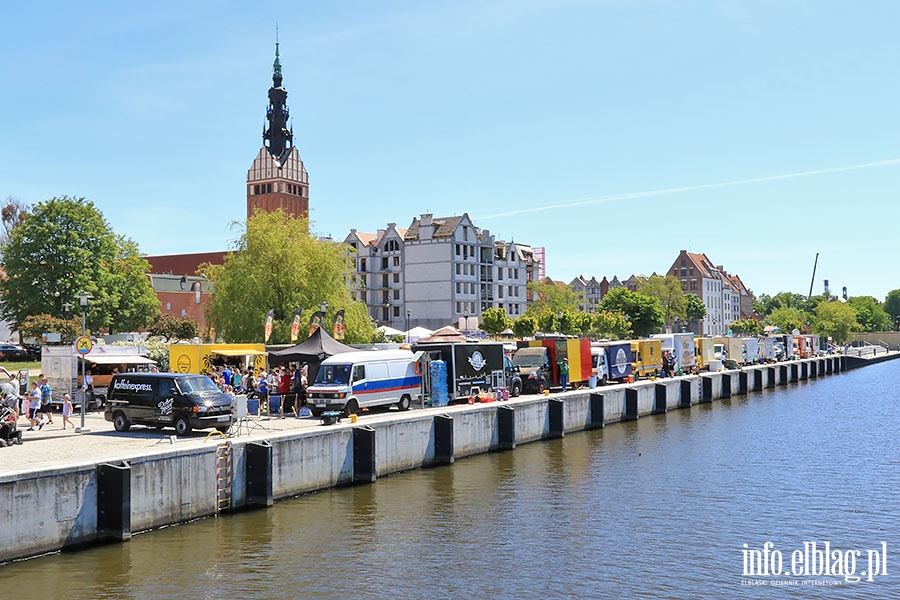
[104,373,233,435]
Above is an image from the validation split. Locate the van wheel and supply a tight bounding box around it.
[113,412,131,432]
[601,376,608,386]
[174,416,191,436]
[397,395,411,411]
[344,399,359,417]
[511,381,521,397]
[215,425,229,434]
[538,380,545,394]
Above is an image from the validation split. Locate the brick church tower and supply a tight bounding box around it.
[246,42,309,220]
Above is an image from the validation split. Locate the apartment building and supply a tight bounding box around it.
[345,214,539,331]
[667,250,753,336]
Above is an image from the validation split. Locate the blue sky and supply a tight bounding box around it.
[2,1,898,301]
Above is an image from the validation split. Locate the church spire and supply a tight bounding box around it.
[263,39,292,162]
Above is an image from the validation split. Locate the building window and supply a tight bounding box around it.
[393,256,400,267]
[393,289,400,299]
[456,245,461,256]
[382,257,388,269]
[393,273,399,283]
[690,280,697,291]
[360,258,366,272]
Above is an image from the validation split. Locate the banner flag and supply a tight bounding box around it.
[308,310,324,336]
[290,308,303,342]
[332,309,346,340]
[264,309,275,343]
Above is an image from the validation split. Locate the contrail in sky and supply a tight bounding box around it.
[478,157,900,220]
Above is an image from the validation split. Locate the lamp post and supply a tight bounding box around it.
[406,308,411,344]
[77,291,92,431]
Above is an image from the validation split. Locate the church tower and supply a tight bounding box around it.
[246,42,309,221]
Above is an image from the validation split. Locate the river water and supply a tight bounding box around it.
[3,360,898,598]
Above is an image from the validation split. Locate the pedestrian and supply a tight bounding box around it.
[84,369,94,406]
[279,366,293,418]
[26,381,42,430]
[39,375,53,425]
[61,393,75,430]
[558,358,569,392]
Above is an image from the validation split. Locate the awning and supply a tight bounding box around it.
[211,349,267,356]
[83,355,157,365]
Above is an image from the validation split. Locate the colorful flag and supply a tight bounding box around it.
[308,310,324,336]
[264,309,275,343]
[332,309,346,340]
[289,308,303,342]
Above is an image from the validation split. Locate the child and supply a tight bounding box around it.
[62,393,74,430]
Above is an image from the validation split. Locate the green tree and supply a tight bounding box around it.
[202,210,373,344]
[814,301,858,344]
[588,310,631,340]
[598,288,664,337]
[884,289,900,329]
[637,275,686,326]
[537,311,559,334]
[767,306,810,334]
[0,196,158,335]
[525,279,582,317]
[846,296,891,331]
[512,314,537,338]
[148,314,200,342]
[729,318,760,336]
[684,294,707,332]
[480,307,512,336]
[18,313,78,343]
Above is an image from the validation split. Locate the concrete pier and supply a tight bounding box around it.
[1,352,895,564]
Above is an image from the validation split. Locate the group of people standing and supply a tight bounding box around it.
[1,373,76,446]
[210,363,308,418]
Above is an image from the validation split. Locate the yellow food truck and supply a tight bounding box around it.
[169,343,267,375]
[630,339,663,379]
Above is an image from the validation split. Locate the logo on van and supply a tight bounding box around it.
[113,379,153,392]
[158,398,173,415]
[468,351,486,371]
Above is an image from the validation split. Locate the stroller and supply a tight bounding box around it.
[0,401,23,447]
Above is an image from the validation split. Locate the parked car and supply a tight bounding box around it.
[21,344,41,361]
[0,344,29,362]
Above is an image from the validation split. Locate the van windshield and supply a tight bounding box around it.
[512,352,543,368]
[314,365,352,385]
[177,376,220,394]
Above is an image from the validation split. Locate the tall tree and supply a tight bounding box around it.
[0,196,158,335]
[767,307,810,334]
[0,196,28,247]
[512,314,537,338]
[684,294,707,332]
[480,307,512,336]
[814,301,858,344]
[588,310,631,340]
[846,296,890,332]
[884,289,900,329]
[598,288,664,337]
[637,275,686,326]
[202,210,373,343]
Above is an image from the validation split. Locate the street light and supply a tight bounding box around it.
[77,291,93,432]
[406,308,411,344]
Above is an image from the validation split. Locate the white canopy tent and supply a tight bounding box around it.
[376,325,404,337]
[404,326,434,344]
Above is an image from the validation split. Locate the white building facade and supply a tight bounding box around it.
[345,214,539,331]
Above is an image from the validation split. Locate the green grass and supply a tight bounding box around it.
[0,361,42,382]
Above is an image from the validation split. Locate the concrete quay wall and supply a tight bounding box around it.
[0,354,876,563]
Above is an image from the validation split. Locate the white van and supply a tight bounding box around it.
[306,350,422,416]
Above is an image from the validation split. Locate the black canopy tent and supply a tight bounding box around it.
[268,327,356,369]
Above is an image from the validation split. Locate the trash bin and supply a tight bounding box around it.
[589,376,598,388]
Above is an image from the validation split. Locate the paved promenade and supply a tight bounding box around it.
[0,408,338,475]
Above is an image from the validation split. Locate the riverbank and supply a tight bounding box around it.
[0,352,894,564]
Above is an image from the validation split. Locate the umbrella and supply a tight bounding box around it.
[377,325,403,336]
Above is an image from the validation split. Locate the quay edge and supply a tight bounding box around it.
[0,353,893,564]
